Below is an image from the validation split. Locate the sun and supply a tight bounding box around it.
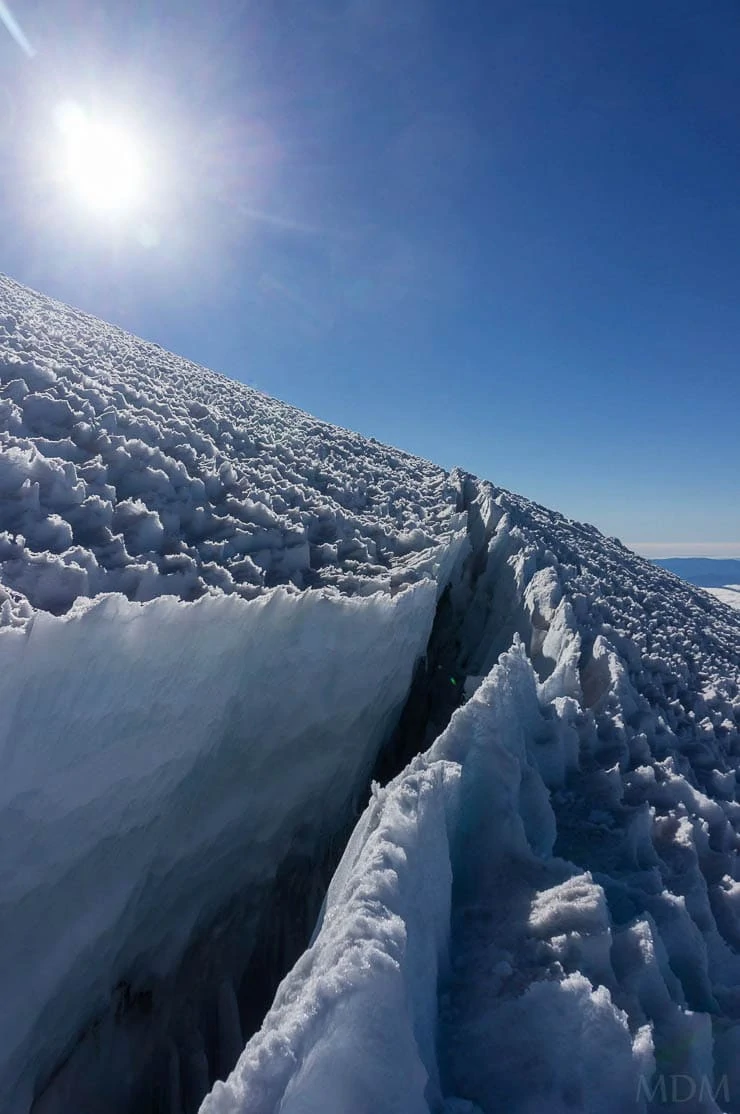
[54,101,146,215]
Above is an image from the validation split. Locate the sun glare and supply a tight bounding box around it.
[54,101,145,215]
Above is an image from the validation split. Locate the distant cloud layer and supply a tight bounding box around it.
[629,541,740,558]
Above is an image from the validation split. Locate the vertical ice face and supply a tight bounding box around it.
[201,760,461,1114]
[201,647,650,1114]
[0,582,445,1113]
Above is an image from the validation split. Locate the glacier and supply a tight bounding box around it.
[2,273,740,1114]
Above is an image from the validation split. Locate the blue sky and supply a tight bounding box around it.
[1,0,738,555]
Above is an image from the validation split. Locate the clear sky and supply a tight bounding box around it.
[1,0,738,555]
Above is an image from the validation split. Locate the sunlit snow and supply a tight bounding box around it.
[1,274,740,1114]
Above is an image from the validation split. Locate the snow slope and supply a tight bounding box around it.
[0,272,461,618]
[2,274,740,1114]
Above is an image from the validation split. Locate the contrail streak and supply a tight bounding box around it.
[0,0,35,57]
[240,205,318,235]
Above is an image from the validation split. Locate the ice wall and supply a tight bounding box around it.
[0,580,439,1113]
[201,759,461,1114]
[0,272,472,1114]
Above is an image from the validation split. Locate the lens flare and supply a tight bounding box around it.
[54,101,145,215]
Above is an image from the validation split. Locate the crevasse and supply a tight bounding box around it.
[2,275,740,1114]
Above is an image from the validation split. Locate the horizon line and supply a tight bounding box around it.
[627,542,740,558]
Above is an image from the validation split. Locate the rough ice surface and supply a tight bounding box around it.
[2,274,740,1114]
[0,273,462,617]
[202,759,460,1114]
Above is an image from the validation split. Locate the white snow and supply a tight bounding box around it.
[204,646,648,1114]
[0,274,464,618]
[2,274,740,1114]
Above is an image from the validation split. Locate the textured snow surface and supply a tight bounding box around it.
[0,273,462,619]
[202,758,459,1114]
[3,274,740,1114]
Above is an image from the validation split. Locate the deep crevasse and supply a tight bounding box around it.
[0,577,448,1114]
[202,480,740,1114]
